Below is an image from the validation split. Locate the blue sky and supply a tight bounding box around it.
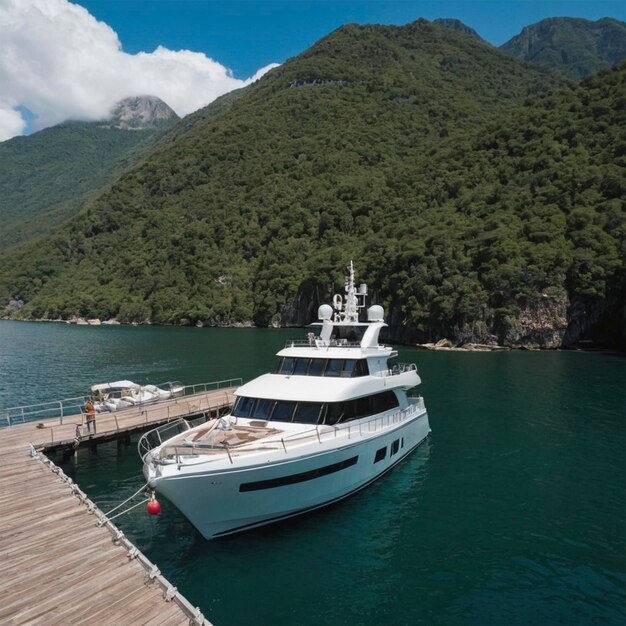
[78,0,626,78]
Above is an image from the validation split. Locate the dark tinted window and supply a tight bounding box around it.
[308,359,326,376]
[322,391,399,425]
[254,399,274,420]
[325,359,344,377]
[293,358,310,375]
[276,358,367,377]
[353,396,368,419]
[277,357,296,375]
[342,360,357,377]
[272,401,296,422]
[234,390,398,426]
[294,402,322,424]
[372,391,399,413]
[342,400,357,421]
[232,396,255,418]
[353,360,369,376]
[324,402,344,425]
[374,447,387,463]
[391,439,400,455]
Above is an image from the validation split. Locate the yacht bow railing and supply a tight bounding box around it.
[138,418,191,461]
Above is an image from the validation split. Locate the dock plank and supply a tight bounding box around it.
[0,552,126,623]
[8,561,139,625]
[0,387,232,625]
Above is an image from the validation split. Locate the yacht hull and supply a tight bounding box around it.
[149,411,430,539]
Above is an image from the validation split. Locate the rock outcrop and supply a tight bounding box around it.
[106,96,179,130]
[5,298,23,314]
[500,294,568,349]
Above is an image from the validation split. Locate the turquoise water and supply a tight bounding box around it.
[1,320,624,625]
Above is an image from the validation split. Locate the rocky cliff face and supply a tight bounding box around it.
[276,284,608,351]
[500,295,568,349]
[106,96,179,130]
[275,280,325,328]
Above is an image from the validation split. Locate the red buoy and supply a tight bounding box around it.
[147,495,161,516]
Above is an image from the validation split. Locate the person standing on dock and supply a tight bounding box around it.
[83,398,96,434]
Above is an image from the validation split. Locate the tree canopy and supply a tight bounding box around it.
[0,21,623,349]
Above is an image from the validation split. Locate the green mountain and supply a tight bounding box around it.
[0,20,623,349]
[0,96,179,251]
[500,17,626,79]
[157,86,251,146]
[433,18,485,42]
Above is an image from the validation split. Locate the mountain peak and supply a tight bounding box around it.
[107,95,179,130]
[500,17,626,79]
[432,18,485,42]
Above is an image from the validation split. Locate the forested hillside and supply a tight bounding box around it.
[0,20,623,349]
[0,97,179,251]
[501,17,626,79]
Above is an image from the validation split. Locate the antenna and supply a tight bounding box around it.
[333,261,367,323]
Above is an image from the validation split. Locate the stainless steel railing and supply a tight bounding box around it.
[138,418,191,461]
[154,397,428,466]
[0,396,88,427]
[284,338,363,348]
[372,363,418,377]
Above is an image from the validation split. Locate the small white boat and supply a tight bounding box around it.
[92,380,184,412]
[140,262,430,539]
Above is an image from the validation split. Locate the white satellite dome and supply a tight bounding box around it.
[367,305,384,322]
[318,304,333,320]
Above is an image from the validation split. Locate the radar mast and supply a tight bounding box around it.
[333,261,367,323]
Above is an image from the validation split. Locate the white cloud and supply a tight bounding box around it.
[0,105,26,141]
[0,0,279,141]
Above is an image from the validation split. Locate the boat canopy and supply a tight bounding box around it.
[90,380,139,392]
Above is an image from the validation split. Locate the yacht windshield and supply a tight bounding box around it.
[231,391,398,425]
[274,357,368,377]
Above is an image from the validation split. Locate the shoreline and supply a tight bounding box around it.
[1,317,622,355]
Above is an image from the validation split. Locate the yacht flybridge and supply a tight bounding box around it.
[140,262,430,539]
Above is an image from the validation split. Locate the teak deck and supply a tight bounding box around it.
[0,388,236,626]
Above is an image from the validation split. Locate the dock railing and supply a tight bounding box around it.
[0,378,242,428]
[0,396,88,428]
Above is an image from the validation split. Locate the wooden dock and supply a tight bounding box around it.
[0,387,237,625]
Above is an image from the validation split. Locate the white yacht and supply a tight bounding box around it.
[140,263,430,539]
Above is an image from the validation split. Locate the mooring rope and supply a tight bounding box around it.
[99,483,150,523]
[101,497,150,523]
